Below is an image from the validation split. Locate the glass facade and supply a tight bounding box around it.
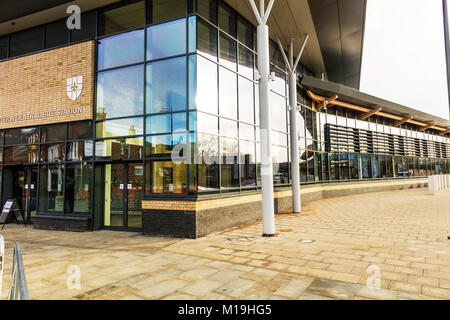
[0,0,449,230]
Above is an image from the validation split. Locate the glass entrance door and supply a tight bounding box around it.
[103,163,143,229]
[14,166,37,224]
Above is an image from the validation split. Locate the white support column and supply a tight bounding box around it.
[277,35,309,213]
[249,0,276,236]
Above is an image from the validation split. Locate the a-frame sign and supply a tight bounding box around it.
[0,199,26,230]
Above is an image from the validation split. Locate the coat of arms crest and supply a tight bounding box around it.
[66,76,83,101]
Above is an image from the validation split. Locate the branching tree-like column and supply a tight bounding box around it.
[249,0,276,236]
[276,35,309,213]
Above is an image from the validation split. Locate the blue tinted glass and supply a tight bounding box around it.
[173,112,187,132]
[189,111,196,131]
[146,57,187,113]
[147,19,186,60]
[147,114,172,134]
[98,30,145,70]
[96,65,144,119]
[188,16,196,53]
[188,55,197,109]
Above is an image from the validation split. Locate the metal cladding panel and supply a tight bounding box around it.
[0,0,73,23]
[308,0,366,89]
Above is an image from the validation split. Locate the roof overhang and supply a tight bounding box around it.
[307,0,367,89]
[0,0,121,36]
[301,75,450,131]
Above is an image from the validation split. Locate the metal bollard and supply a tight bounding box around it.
[429,176,436,195]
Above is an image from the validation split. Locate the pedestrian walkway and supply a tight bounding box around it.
[0,188,449,300]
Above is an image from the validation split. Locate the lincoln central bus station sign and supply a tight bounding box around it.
[0,41,94,129]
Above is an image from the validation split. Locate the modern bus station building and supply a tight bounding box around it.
[0,0,449,238]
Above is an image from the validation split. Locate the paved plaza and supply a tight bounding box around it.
[0,187,449,300]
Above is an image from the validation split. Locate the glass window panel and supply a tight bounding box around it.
[195,133,219,190]
[67,141,94,161]
[4,146,39,164]
[99,1,145,36]
[4,128,40,145]
[173,112,187,132]
[237,17,253,48]
[147,0,186,24]
[270,93,287,132]
[239,123,255,141]
[188,55,197,109]
[218,2,236,37]
[97,65,144,119]
[0,36,8,59]
[197,18,218,60]
[271,66,286,96]
[238,45,254,79]
[45,19,68,48]
[96,117,144,138]
[220,118,238,138]
[189,111,197,131]
[145,161,187,195]
[145,134,171,155]
[239,140,256,187]
[219,67,237,119]
[98,30,144,70]
[39,165,64,213]
[71,11,97,42]
[95,137,144,160]
[68,122,93,140]
[273,146,289,184]
[10,27,43,57]
[40,143,65,162]
[220,137,239,188]
[147,114,171,134]
[65,163,92,214]
[147,18,186,60]
[196,55,218,113]
[41,124,66,142]
[219,33,237,70]
[272,131,287,146]
[238,77,254,124]
[188,16,196,53]
[197,0,217,23]
[197,112,218,135]
[269,41,285,69]
[146,57,186,113]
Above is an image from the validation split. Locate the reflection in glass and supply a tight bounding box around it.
[219,33,237,70]
[96,117,144,138]
[41,124,66,142]
[197,133,219,191]
[146,57,186,113]
[67,141,94,161]
[147,114,171,134]
[39,165,64,213]
[4,146,39,164]
[218,2,237,37]
[197,112,218,135]
[238,77,254,123]
[40,143,65,162]
[98,30,144,70]
[146,161,187,195]
[239,140,256,187]
[273,146,289,184]
[221,137,239,189]
[97,65,144,119]
[220,118,238,138]
[99,1,145,36]
[196,56,218,113]
[237,18,253,49]
[147,0,186,24]
[197,0,218,23]
[238,45,254,79]
[65,163,92,214]
[68,122,93,140]
[270,93,287,132]
[147,19,186,60]
[5,128,40,145]
[197,19,218,60]
[95,138,143,160]
[219,67,237,119]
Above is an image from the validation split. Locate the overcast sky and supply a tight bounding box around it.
[360,0,450,120]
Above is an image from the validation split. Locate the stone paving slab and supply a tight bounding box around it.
[0,188,449,300]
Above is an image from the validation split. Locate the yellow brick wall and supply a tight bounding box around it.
[0,41,94,129]
[142,190,292,211]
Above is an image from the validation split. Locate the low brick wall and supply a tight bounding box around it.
[142,179,428,239]
[33,215,91,232]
